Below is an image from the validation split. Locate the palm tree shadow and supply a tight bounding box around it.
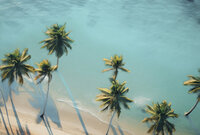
[0,80,15,135]
[36,115,53,135]
[111,125,118,135]
[0,80,24,134]
[25,125,31,135]
[9,89,25,135]
[24,77,61,128]
[56,71,89,135]
[0,108,10,135]
[117,125,124,135]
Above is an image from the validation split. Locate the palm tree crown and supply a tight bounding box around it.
[40,23,74,66]
[96,80,133,117]
[102,55,130,81]
[0,48,34,85]
[142,100,178,135]
[183,73,200,116]
[35,59,57,84]
[184,75,200,96]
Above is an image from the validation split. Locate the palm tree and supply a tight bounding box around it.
[40,23,74,67]
[102,55,130,81]
[0,48,35,85]
[96,80,133,135]
[0,48,34,134]
[35,59,57,118]
[142,100,178,135]
[184,73,200,116]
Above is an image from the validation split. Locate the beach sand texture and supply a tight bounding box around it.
[0,89,133,135]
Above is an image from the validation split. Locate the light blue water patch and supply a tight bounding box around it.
[1,0,200,134]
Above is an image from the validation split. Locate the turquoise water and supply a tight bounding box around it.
[1,0,200,134]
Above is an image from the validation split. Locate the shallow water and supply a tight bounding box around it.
[1,0,200,134]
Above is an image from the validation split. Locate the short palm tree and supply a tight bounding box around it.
[102,55,130,81]
[35,59,57,118]
[96,80,133,135]
[184,73,200,116]
[142,100,178,135]
[0,48,34,134]
[40,23,74,67]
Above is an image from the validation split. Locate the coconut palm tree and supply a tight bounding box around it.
[96,80,133,135]
[35,59,57,118]
[0,48,34,134]
[184,73,200,116]
[142,100,178,135]
[40,23,74,67]
[0,48,35,85]
[102,55,130,81]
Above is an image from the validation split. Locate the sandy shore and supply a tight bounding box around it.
[0,91,133,135]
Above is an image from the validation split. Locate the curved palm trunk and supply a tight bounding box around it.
[9,88,24,135]
[0,88,14,135]
[184,99,199,116]
[106,111,116,135]
[41,78,50,117]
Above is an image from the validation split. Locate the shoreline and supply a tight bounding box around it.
[0,91,134,135]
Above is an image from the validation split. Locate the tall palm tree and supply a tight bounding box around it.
[142,100,178,135]
[96,80,133,135]
[40,23,74,67]
[102,55,130,81]
[35,59,57,118]
[184,73,200,116]
[40,24,89,135]
[0,48,34,134]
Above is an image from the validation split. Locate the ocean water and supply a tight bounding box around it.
[0,0,200,134]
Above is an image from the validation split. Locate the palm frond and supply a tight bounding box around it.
[98,88,111,94]
[102,68,114,72]
[119,67,130,72]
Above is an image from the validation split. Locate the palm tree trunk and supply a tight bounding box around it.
[41,78,50,117]
[0,88,14,135]
[106,111,116,135]
[113,69,118,81]
[57,57,59,67]
[185,99,199,116]
[9,88,24,135]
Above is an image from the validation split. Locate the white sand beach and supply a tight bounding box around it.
[0,91,134,135]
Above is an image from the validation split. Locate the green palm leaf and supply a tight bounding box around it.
[96,81,133,117]
[0,48,34,85]
[34,59,57,84]
[102,55,130,81]
[142,101,178,135]
[40,23,74,67]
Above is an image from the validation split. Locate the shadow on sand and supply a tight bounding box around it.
[0,79,34,135]
[0,108,10,135]
[23,76,61,134]
[0,80,25,134]
[110,124,127,135]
